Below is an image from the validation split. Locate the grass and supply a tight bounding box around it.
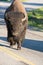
[28,8,43,30]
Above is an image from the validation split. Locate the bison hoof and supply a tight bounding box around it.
[17,47,21,50]
[10,45,13,48]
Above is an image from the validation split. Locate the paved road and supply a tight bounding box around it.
[0,1,43,12]
[0,2,43,65]
[0,25,43,65]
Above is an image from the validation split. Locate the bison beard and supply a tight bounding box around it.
[4,0,28,50]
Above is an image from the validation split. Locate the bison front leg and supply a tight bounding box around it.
[8,37,16,47]
[7,32,11,42]
[17,41,21,50]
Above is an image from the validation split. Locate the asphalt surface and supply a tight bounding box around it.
[0,1,43,12]
[0,1,43,65]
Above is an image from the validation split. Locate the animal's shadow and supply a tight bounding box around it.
[22,39,43,52]
[0,37,17,50]
[0,37,43,52]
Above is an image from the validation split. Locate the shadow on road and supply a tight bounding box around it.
[23,2,43,6]
[0,37,7,41]
[0,37,43,52]
[22,39,43,52]
[0,37,17,50]
[0,6,8,25]
[28,26,43,32]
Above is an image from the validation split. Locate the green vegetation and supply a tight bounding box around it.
[28,8,43,29]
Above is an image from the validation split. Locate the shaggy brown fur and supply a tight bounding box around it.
[4,0,28,50]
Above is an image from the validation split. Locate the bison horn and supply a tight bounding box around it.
[22,16,26,22]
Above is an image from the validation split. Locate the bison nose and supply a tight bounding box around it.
[14,35,17,40]
[13,33,19,41]
[13,32,18,36]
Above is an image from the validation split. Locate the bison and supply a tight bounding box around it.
[4,0,28,50]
